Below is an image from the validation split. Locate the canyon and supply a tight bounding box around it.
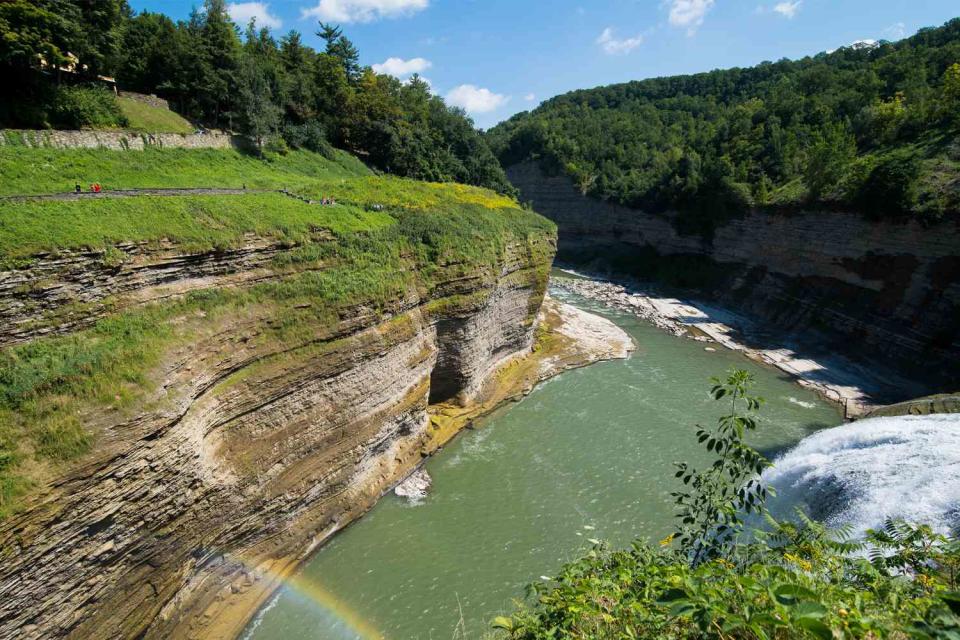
[507,161,960,405]
[0,214,628,640]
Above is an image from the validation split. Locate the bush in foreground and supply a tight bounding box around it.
[494,371,960,639]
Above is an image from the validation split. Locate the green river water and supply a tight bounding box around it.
[244,280,842,640]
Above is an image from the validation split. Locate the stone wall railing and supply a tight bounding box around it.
[0,129,251,151]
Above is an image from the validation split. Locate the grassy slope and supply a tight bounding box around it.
[0,147,371,195]
[0,146,555,517]
[116,97,194,134]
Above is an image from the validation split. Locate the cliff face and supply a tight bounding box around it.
[0,227,556,639]
[507,161,960,393]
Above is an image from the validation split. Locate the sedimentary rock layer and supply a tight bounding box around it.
[507,161,960,394]
[0,230,556,640]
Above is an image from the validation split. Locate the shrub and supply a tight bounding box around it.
[283,121,335,158]
[49,86,128,129]
[496,370,960,639]
[856,153,921,218]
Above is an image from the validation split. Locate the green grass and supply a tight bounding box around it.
[0,145,557,516]
[0,147,372,196]
[0,194,396,261]
[116,97,194,134]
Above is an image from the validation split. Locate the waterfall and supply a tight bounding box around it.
[763,413,960,537]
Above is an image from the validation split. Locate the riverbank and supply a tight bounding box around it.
[244,282,839,640]
[217,296,633,640]
[552,271,925,418]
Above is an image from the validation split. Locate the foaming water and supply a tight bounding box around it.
[245,279,841,640]
[764,414,960,536]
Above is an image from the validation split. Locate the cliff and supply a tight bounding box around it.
[0,177,572,639]
[507,161,960,399]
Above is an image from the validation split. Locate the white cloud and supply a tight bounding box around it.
[372,57,432,78]
[883,22,907,39]
[445,84,509,114]
[772,1,800,18]
[228,2,282,29]
[524,93,536,101]
[596,27,644,55]
[668,0,714,34]
[301,0,428,23]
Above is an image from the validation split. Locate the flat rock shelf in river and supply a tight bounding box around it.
[242,284,842,640]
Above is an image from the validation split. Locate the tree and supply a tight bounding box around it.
[0,0,78,71]
[238,20,282,149]
[804,122,857,200]
[279,31,315,122]
[672,369,770,566]
[198,0,241,126]
[943,63,960,126]
[316,22,360,82]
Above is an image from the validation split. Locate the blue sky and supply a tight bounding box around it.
[129,0,960,129]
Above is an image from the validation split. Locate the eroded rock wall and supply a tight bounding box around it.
[507,161,960,390]
[0,233,554,640]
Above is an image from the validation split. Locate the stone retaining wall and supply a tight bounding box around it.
[0,129,249,151]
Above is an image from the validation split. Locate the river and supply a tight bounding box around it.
[243,281,842,640]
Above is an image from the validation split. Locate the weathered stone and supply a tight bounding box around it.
[0,234,559,640]
[508,160,960,395]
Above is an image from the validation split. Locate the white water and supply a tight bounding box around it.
[765,414,960,537]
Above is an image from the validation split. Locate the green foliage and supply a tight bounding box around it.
[49,85,128,129]
[0,0,513,194]
[855,152,922,218]
[487,18,960,219]
[673,370,771,565]
[496,371,960,639]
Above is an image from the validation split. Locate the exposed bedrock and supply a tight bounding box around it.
[0,232,556,639]
[507,161,960,396]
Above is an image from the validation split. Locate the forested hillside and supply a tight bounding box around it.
[0,0,513,193]
[487,19,960,220]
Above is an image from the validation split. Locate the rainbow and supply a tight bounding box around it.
[234,552,385,640]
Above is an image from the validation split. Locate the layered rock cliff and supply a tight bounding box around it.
[507,161,960,398]
[0,214,559,639]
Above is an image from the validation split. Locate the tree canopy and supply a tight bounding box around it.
[486,19,960,220]
[0,0,514,195]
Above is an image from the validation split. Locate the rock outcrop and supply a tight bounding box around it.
[0,228,561,639]
[507,161,960,398]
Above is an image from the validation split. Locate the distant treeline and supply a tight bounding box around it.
[487,19,960,220]
[0,0,514,194]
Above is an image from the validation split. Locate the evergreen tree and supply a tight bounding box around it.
[316,22,361,82]
[279,31,316,122]
[199,0,241,126]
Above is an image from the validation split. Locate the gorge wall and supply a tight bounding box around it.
[507,161,960,397]
[0,226,556,639]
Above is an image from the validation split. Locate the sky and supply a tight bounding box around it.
[128,0,960,129]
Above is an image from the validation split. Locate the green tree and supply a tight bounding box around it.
[804,122,857,200]
[0,0,78,71]
[198,0,241,126]
[316,22,360,82]
[672,369,770,565]
[238,20,282,149]
[943,63,960,125]
[279,31,315,122]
